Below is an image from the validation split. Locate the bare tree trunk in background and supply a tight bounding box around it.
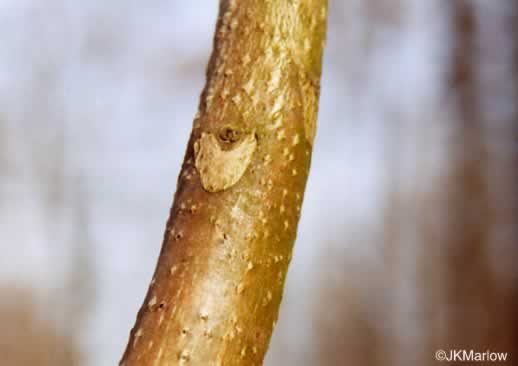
[435,1,518,362]
[0,288,80,366]
[314,1,518,365]
[120,1,327,365]
[0,121,89,366]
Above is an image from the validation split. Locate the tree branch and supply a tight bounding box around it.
[120,1,327,364]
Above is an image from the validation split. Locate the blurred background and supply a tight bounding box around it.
[1,1,517,365]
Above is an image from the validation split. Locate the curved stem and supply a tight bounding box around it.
[120,1,327,364]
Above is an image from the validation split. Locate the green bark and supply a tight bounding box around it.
[120,1,327,364]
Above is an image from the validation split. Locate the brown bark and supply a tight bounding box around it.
[120,1,327,365]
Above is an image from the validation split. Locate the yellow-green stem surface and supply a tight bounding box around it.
[121,1,327,364]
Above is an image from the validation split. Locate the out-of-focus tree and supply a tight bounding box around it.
[313,1,518,365]
[432,0,518,359]
[0,287,80,366]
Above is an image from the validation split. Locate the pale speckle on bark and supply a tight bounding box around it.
[120,0,327,364]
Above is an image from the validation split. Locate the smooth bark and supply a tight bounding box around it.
[120,1,327,365]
